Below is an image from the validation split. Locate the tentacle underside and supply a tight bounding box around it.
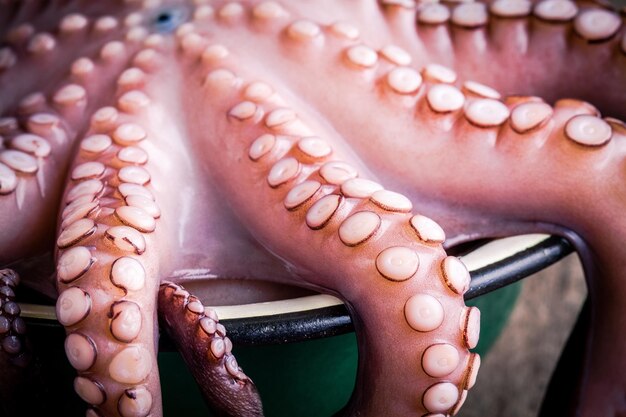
[0,1,624,417]
[183,63,478,415]
[158,282,263,417]
[0,1,141,266]
[174,1,626,415]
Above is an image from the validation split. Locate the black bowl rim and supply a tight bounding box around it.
[21,234,573,346]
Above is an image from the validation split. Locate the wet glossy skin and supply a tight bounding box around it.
[0,1,625,416]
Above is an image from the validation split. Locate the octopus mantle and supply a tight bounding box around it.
[0,0,625,416]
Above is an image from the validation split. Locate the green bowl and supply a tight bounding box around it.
[160,282,521,417]
[20,234,570,416]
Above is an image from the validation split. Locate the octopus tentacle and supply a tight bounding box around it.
[171,2,625,413]
[2,15,169,416]
[172,40,478,415]
[361,56,625,416]
[558,205,626,415]
[408,0,626,115]
[339,5,626,409]
[55,145,163,417]
[0,269,28,366]
[158,282,263,417]
[0,0,624,416]
[0,268,52,417]
[53,52,173,416]
[423,98,626,415]
[52,30,270,415]
[0,92,76,264]
[0,3,145,266]
[53,1,624,415]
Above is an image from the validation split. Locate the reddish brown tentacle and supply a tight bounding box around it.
[158,282,263,417]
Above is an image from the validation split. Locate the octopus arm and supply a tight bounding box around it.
[176,49,478,415]
[158,282,263,417]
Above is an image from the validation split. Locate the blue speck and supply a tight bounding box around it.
[152,7,188,33]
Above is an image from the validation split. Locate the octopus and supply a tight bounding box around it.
[0,0,625,415]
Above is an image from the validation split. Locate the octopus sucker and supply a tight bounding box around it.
[0,0,625,416]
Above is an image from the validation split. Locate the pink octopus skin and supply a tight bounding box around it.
[0,0,625,416]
